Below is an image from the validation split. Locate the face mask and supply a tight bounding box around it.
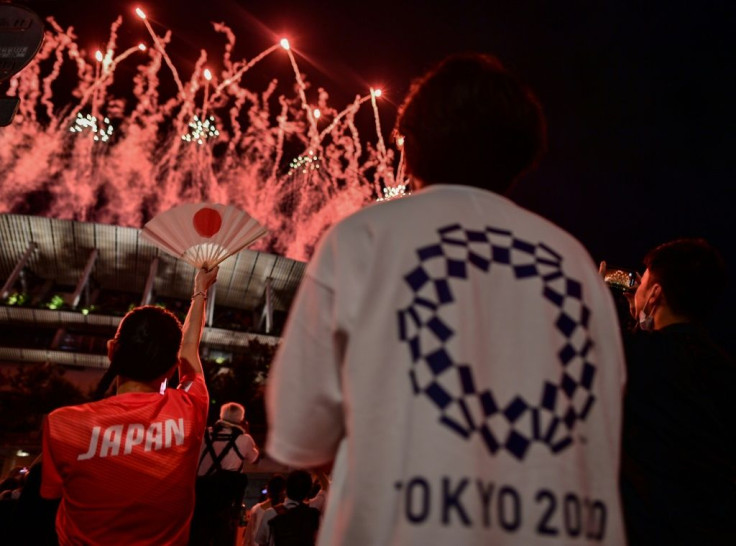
[637,285,658,331]
[638,309,654,331]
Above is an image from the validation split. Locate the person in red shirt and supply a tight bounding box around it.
[41,267,218,545]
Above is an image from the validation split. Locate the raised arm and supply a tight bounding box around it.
[179,267,219,377]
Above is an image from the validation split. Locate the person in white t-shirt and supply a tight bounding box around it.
[265,52,627,545]
[244,474,286,546]
[254,470,321,546]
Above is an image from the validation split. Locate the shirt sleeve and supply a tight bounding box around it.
[177,374,209,444]
[239,434,260,464]
[178,373,209,414]
[178,372,208,399]
[40,416,63,499]
[243,505,261,546]
[254,508,275,545]
[265,272,346,467]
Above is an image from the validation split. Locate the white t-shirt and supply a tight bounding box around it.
[244,500,270,546]
[266,185,627,545]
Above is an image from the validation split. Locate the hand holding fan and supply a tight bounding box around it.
[141,203,268,269]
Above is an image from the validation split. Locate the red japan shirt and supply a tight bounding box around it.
[42,374,208,546]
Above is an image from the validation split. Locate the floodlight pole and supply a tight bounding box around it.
[69,249,99,309]
[206,283,216,327]
[50,248,98,350]
[140,257,159,306]
[1,242,37,300]
[260,278,273,334]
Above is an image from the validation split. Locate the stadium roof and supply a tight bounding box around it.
[0,214,306,313]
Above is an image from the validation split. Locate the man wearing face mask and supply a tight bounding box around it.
[617,238,736,546]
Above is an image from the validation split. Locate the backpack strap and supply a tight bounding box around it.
[268,503,320,546]
[198,426,245,476]
[229,436,246,465]
[197,427,219,475]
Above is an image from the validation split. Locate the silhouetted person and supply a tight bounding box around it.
[41,267,218,545]
[190,401,259,545]
[255,470,320,546]
[244,474,286,546]
[265,53,627,544]
[7,457,59,546]
[617,238,736,545]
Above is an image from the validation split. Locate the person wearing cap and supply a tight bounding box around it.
[190,401,259,545]
[41,267,219,545]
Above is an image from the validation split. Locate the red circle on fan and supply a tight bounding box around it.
[193,207,222,238]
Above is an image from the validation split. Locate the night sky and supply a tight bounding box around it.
[15,0,736,351]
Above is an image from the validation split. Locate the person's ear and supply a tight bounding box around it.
[107,339,116,361]
[650,283,663,304]
[643,283,664,316]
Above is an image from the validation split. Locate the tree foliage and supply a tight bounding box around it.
[0,363,89,434]
[201,339,278,443]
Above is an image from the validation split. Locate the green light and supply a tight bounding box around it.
[81,308,89,315]
[47,294,65,310]
[215,356,226,364]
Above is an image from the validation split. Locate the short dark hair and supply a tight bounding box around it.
[644,238,726,321]
[267,474,286,503]
[285,470,313,502]
[396,52,546,193]
[95,306,182,398]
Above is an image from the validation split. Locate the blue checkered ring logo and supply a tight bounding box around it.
[397,224,596,460]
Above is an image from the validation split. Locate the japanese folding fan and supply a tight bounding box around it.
[140,203,267,270]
